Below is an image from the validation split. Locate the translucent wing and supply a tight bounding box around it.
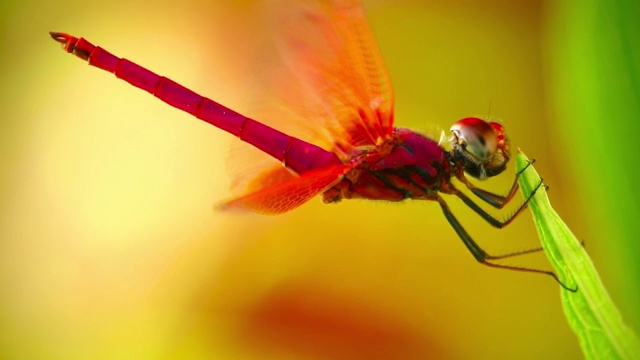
[219,164,351,214]
[225,138,298,197]
[222,0,392,211]
[255,0,395,157]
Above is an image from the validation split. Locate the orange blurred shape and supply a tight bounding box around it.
[238,281,442,360]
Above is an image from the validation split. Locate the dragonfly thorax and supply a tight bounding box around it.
[322,127,451,203]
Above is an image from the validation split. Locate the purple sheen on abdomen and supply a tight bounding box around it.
[88,46,119,73]
[195,98,247,136]
[115,59,161,94]
[240,119,291,162]
[285,138,342,174]
[154,78,202,114]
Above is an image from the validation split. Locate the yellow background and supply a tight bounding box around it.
[1,0,637,359]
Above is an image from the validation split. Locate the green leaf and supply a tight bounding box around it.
[516,151,640,360]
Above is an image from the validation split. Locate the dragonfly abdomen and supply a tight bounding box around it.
[49,32,342,175]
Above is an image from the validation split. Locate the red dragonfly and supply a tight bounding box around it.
[50,1,571,290]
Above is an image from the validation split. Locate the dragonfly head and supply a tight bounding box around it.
[449,117,510,180]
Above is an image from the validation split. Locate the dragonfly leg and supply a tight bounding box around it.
[451,177,544,229]
[435,194,577,292]
[458,159,536,209]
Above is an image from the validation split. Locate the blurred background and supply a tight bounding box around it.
[1,0,638,359]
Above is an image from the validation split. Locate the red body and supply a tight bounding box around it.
[49,30,464,214]
[49,1,575,290]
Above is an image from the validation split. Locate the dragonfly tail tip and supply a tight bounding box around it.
[49,31,71,44]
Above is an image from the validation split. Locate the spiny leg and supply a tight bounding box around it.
[435,194,577,292]
[451,177,545,229]
[457,159,536,209]
[450,177,568,285]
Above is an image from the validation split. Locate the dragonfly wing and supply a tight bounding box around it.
[223,0,391,208]
[225,137,299,197]
[219,164,351,214]
[256,0,394,156]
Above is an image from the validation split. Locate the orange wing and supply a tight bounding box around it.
[222,0,392,212]
[252,0,395,157]
[219,164,351,214]
[225,139,299,197]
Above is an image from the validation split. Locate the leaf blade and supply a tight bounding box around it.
[516,151,640,360]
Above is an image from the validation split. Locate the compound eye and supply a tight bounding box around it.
[450,117,498,161]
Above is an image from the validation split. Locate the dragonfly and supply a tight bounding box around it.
[50,0,573,291]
